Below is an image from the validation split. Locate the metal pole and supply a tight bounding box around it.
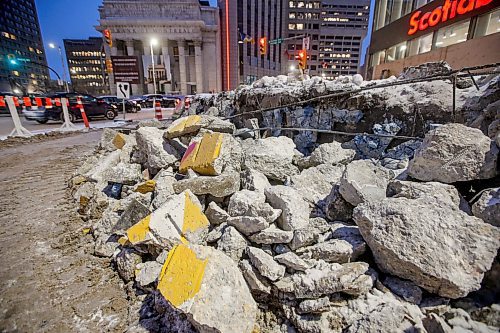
[58,46,69,92]
[150,42,157,109]
[123,99,126,120]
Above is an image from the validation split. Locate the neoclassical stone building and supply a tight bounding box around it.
[96,0,221,95]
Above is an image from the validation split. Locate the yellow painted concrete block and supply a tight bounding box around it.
[127,215,151,244]
[166,115,201,138]
[135,180,156,194]
[157,244,207,307]
[112,133,127,149]
[118,236,128,246]
[182,192,209,234]
[179,133,223,175]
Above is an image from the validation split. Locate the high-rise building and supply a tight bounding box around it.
[0,0,49,93]
[367,0,500,80]
[218,0,287,90]
[286,0,370,79]
[96,0,220,96]
[64,37,109,96]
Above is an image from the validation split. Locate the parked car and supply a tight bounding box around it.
[23,93,118,124]
[98,95,141,113]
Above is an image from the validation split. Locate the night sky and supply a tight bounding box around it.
[35,0,373,81]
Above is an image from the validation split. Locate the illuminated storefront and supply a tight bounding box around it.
[367,0,500,79]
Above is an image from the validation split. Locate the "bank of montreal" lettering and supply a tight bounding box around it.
[408,0,493,35]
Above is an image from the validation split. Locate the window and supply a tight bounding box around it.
[296,23,304,30]
[434,20,470,48]
[474,8,500,38]
[408,32,433,56]
[385,41,406,62]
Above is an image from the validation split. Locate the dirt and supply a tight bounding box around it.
[0,131,134,332]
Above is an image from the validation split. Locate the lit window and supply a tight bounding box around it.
[289,23,296,30]
[289,12,296,19]
[474,8,500,38]
[408,32,433,56]
[29,47,34,52]
[289,1,295,8]
[297,1,304,8]
[296,23,304,30]
[12,71,19,76]
[434,20,470,48]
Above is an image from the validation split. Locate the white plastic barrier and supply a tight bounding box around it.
[6,96,32,137]
[59,97,77,130]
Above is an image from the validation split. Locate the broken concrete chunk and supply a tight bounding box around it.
[289,217,330,251]
[386,179,461,208]
[384,276,423,305]
[217,226,247,262]
[240,168,271,193]
[179,132,242,176]
[265,185,310,231]
[157,244,257,333]
[274,252,311,271]
[113,198,151,232]
[274,262,372,298]
[205,201,230,225]
[248,224,293,245]
[298,297,331,314]
[112,132,128,150]
[242,136,300,181]
[99,128,119,151]
[151,168,176,209]
[354,195,500,298]
[408,123,498,183]
[149,190,209,248]
[134,180,156,194]
[115,248,142,282]
[309,141,356,166]
[239,259,272,295]
[104,162,143,186]
[206,222,227,243]
[173,172,240,198]
[339,159,393,206]
[297,239,365,264]
[165,115,235,139]
[85,150,121,185]
[291,164,344,215]
[136,261,163,287]
[228,189,266,216]
[135,127,178,172]
[472,188,500,227]
[227,216,269,236]
[246,246,286,281]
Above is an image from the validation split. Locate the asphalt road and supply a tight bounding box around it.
[0,108,175,138]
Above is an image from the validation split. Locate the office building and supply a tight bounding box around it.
[286,0,370,79]
[96,0,220,95]
[368,0,500,79]
[218,0,287,90]
[64,37,109,96]
[0,0,49,93]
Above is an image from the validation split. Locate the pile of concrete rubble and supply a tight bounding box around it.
[70,68,499,333]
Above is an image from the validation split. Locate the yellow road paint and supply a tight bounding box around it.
[157,244,207,307]
[127,215,151,244]
[179,132,223,175]
[112,133,127,149]
[182,192,209,234]
[167,115,201,137]
[135,180,156,194]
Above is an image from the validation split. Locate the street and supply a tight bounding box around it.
[0,108,175,139]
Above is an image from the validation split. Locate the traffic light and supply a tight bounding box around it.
[298,50,307,70]
[105,59,113,73]
[6,54,17,65]
[103,29,113,48]
[259,37,267,55]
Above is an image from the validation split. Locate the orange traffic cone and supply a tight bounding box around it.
[155,101,162,120]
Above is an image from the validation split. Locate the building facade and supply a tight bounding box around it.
[368,0,500,79]
[218,0,287,90]
[0,0,49,93]
[286,0,370,79]
[64,37,109,96]
[96,0,221,96]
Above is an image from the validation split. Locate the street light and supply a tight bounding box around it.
[49,42,69,92]
[289,65,296,71]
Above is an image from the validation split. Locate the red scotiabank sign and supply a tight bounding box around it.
[408,0,493,35]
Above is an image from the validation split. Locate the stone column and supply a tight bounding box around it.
[126,40,141,95]
[161,41,172,93]
[143,43,154,94]
[194,41,203,93]
[178,40,188,94]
